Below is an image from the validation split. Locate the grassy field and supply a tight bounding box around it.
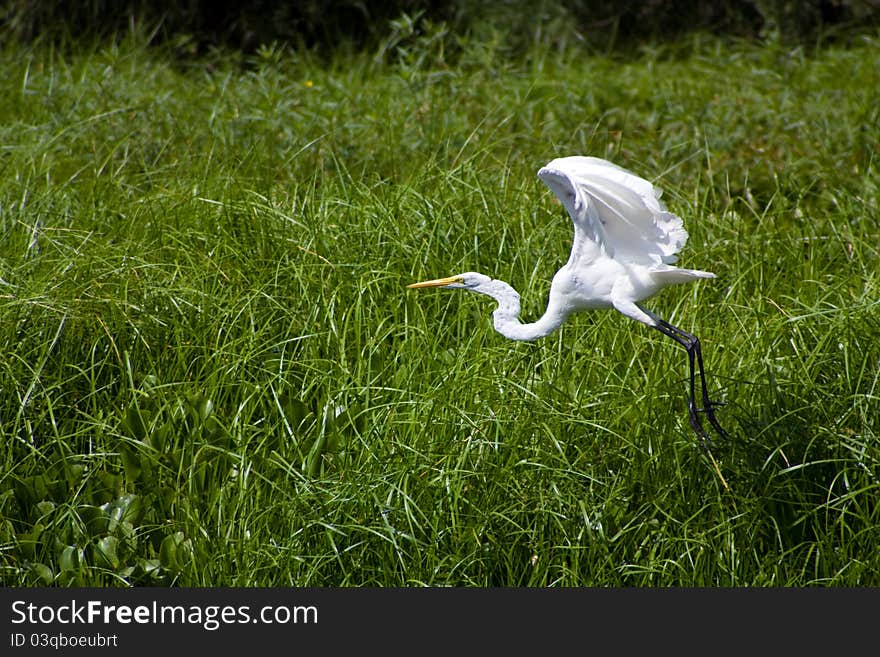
[1,28,878,586]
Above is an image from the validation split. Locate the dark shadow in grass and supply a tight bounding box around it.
[714,394,878,581]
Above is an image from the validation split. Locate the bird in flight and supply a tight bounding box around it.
[408,156,727,444]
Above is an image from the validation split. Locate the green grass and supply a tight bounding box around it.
[1,30,879,586]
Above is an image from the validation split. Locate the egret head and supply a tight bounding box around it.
[407,271,523,334]
[407,272,493,292]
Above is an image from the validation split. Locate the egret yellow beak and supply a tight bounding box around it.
[407,275,463,289]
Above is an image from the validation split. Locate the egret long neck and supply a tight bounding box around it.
[486,280,568,341]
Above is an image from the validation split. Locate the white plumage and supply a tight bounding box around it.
[540,156,688,265]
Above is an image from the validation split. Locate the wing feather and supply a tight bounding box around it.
[538,156,688,266]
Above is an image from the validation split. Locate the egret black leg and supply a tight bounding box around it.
[649,320,711,444]
[654,319,728,440]
[638,306,728,442]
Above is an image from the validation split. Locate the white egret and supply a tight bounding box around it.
[408,156,727,443]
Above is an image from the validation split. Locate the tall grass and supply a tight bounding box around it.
[1,30,878,586]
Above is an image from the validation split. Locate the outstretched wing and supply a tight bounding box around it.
[537,156,688,266]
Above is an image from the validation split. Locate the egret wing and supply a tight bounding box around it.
[538,156,688,266]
